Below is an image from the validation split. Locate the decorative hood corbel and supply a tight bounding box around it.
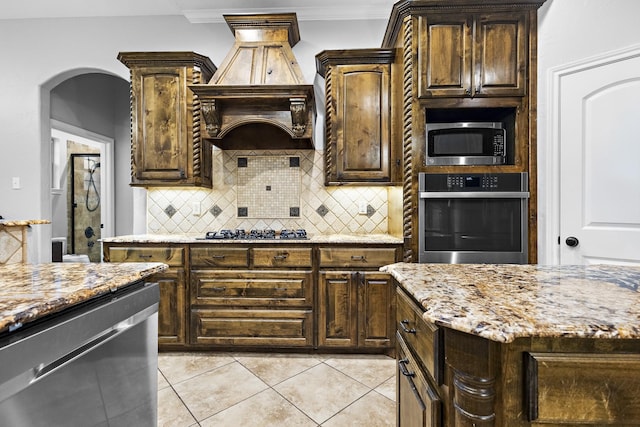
[189,13,315,150]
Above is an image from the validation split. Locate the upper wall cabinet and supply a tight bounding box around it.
[316,49,398,185]
[418,11,528,98]
[118,52,217,188]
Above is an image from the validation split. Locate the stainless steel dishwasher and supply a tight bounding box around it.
[0,281,159,426]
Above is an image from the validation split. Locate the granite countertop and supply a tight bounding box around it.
[0,262,168,334]
[101,233,404,245]
[0,219,51,227]
[381,263,640,343]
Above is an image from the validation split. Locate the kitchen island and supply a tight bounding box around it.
[0,262,167,426]
[382,263,640,426]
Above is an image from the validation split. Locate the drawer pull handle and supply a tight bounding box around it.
[400,319,416,334]
[211,255,226,259]
[138,254,153,259]
[273,254,289,260]
[275,287,288,291]
[399,358,415,377]
[211,286,226,292]
[351,255,367,262]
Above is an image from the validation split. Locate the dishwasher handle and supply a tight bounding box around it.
[420,191,530,199]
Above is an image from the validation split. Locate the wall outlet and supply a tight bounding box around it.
[192,202,201,216]
[358,200,368,215]
[11,177,20,190]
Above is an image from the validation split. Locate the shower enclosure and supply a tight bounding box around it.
[70,154,101,262]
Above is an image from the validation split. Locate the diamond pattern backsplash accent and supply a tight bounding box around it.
[147,149,392,235]
[164,205,177,218]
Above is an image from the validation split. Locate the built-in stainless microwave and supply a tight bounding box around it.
[426,122,506,166]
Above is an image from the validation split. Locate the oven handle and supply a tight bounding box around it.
[420,191,530,199]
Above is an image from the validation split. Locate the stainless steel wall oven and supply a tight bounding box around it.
[418,172,529,264]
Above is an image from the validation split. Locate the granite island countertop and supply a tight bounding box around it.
[381,263,640,343]
[0,262,168,334]
[102,233,404,245]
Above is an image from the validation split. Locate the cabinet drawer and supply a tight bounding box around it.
[107,246,184,266]
[397,288,443,384]
[526,352,640,424]
[190,247,249,268]
[397,333,442,427]
[319,247,397,268]
[191,270,313,306]
[253,247,312,268]
[191,308,313,347]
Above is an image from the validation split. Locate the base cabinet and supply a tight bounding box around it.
[318,247,398,351]
[104,241,402,352]
[190,245,314,349]
[103,244,187,347]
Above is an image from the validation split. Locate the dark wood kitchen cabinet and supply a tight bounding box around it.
[103,244,188,348]
[418,11,528,98]
[395,283,640,426]
[117,52,217,187]
[189,245,314,348]
[315,49,399,185]
[397,333,442,427]
[317,246,399,352]
[381,0,545,262]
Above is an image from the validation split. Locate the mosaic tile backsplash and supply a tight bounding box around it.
[147,149,391,235]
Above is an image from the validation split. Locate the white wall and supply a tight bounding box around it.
[536,0,640,264]
[0,14,388,261]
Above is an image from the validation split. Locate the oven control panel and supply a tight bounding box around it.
[420,172,528,192]
[447,175,499,190]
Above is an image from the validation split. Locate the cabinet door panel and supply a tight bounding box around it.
[318,272,358,347]
[135,69,186,180]
[526,352,640,424]
[157,269,186,344]
[397,335,442,427]
[337,66,390,181]
[418,14,472,98]
[475,12,528,97]
[360,273,394,348]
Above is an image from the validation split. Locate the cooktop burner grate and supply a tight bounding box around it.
[204,229,307,240]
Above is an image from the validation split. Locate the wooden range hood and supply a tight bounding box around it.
[189,13,315,150]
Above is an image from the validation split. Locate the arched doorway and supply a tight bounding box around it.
[40,69,133,261]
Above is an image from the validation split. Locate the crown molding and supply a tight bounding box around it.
[182,5,391,24]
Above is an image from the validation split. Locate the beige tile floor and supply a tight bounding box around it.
[157,352,397,427]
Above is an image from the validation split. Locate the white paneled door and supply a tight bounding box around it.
[559,51,640,265]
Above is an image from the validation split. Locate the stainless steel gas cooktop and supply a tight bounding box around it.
[204,229,307,240]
